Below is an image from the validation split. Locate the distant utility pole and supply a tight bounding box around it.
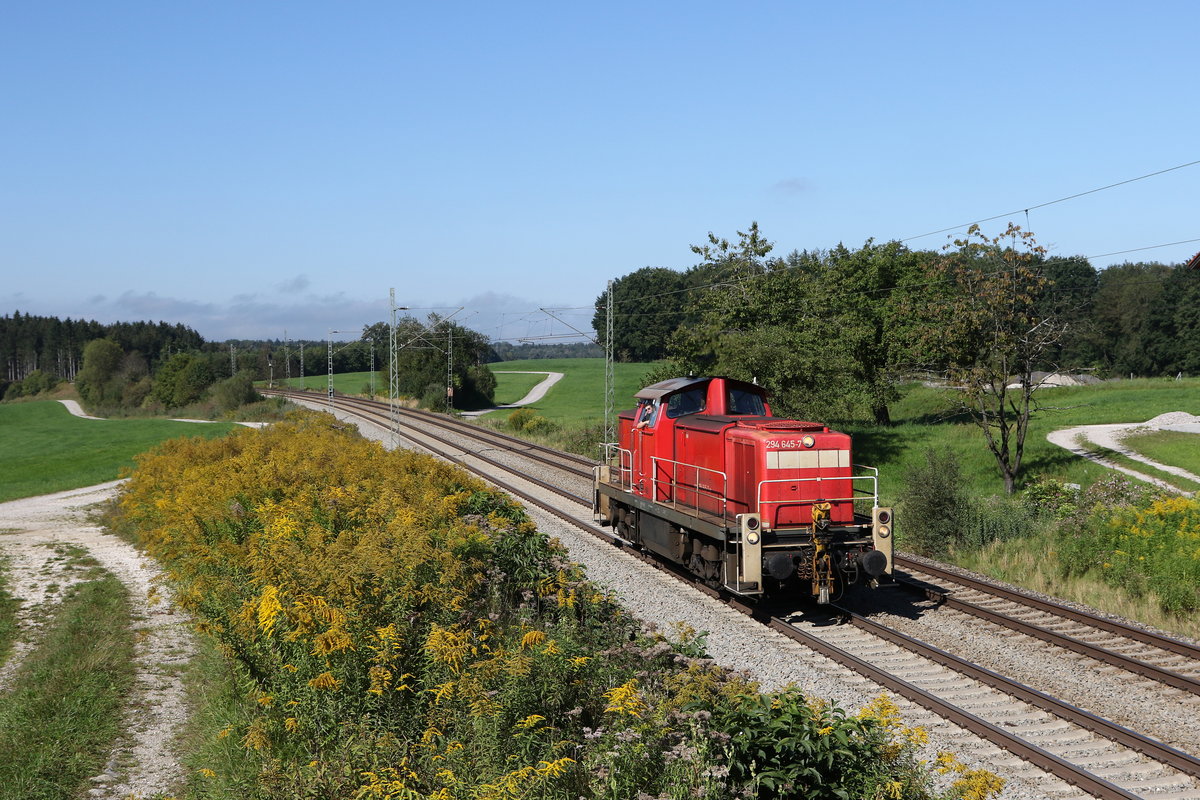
[604,279,615,448]
[299,344,304,388]
[229,342,236,377]
[446,323,454,413]
[389,289,408,442]
[284,330,291,386]
[369,340,375,397]
[327,330,337,411]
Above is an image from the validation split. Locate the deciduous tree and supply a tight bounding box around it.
[912,224,1065,494]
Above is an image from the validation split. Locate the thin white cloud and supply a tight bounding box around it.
[275,274,311,294]
[771,177,811,195]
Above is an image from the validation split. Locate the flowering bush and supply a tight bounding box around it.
[1060,492,1200,614]
[117,411,998,799]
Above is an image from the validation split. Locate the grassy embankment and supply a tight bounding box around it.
[0,564,17,667]
[471,358,657,456]
[0,401,239,503]
[269,371,382,398]
[0,547,135,800]
[279,362,654,422]
[1120,429,1200,479]
[860,378,1200,638]
[847,377,1200,503]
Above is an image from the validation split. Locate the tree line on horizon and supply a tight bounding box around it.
[592,222,1200,493]
[595,223,1199,418]
[0,311,502,414]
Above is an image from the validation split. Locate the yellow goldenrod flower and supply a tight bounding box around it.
[520,630,547,650]
[312,627,354,655]
[308,671,342,691]
[256,585,283,636]
[603,680,647,718]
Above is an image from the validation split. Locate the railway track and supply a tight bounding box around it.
[266,389,1200,799]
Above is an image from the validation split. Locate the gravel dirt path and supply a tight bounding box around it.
[0,482,193,799]
[458,371,565,418]
[1046,411,1200,495]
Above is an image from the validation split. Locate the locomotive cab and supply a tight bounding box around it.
[594,376,892,603]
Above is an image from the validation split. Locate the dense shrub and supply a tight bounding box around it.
[507,408,557,435]
[116,412,999,800]
[898,448,971,556]
[420,381,449,412]
[211,371,262,413]
[901,449,1049,556]
[1020,476,1081,519]
[1058,482,1199,614]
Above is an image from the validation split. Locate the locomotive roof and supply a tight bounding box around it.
[634,375,764,401]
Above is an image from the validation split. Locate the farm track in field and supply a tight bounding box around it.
[270,389,1200,800]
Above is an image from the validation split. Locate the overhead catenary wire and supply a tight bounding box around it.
[535,157,1200,315]
[345,159,1200,344]
[899,158,1200,243]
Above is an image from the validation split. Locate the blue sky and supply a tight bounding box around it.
[3,1,1197,343]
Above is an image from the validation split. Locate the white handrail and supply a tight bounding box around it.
[756,473,878,526]
[650,456,729,518]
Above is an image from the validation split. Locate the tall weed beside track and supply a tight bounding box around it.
[1058,488,1200,615]
[116,411,1000,800]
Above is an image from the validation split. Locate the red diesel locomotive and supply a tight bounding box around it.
[593,376,892,603]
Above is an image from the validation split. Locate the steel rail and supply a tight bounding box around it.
[893,573,1200,695]
[292,393,593,508]
[294,389,1200,704]
[830,606,1200,782]
[767,615,1144,800]
[265,388,597,475]
[296,393,1194,799]
[297,390,1200,691]
[896,556,1200,661]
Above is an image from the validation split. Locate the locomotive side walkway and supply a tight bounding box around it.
[457,370,564,419]
[1046,411,1200,496]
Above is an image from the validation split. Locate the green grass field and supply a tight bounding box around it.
[1121,429,1200,478]
[475,365,1200,502]
[276,365,1200,502]
[0,549,135,800]
[0,401,239,503]
[489,369,549,406]
[847,378,1200,502]
[480,358,657,424]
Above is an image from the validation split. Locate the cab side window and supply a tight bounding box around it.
[727,388,765,415]
[636,400,659,427]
